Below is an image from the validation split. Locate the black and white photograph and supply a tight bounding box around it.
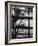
[5,1,37,44]
[11,6,33,39]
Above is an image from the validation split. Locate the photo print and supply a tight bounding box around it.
[11,6,33,39]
